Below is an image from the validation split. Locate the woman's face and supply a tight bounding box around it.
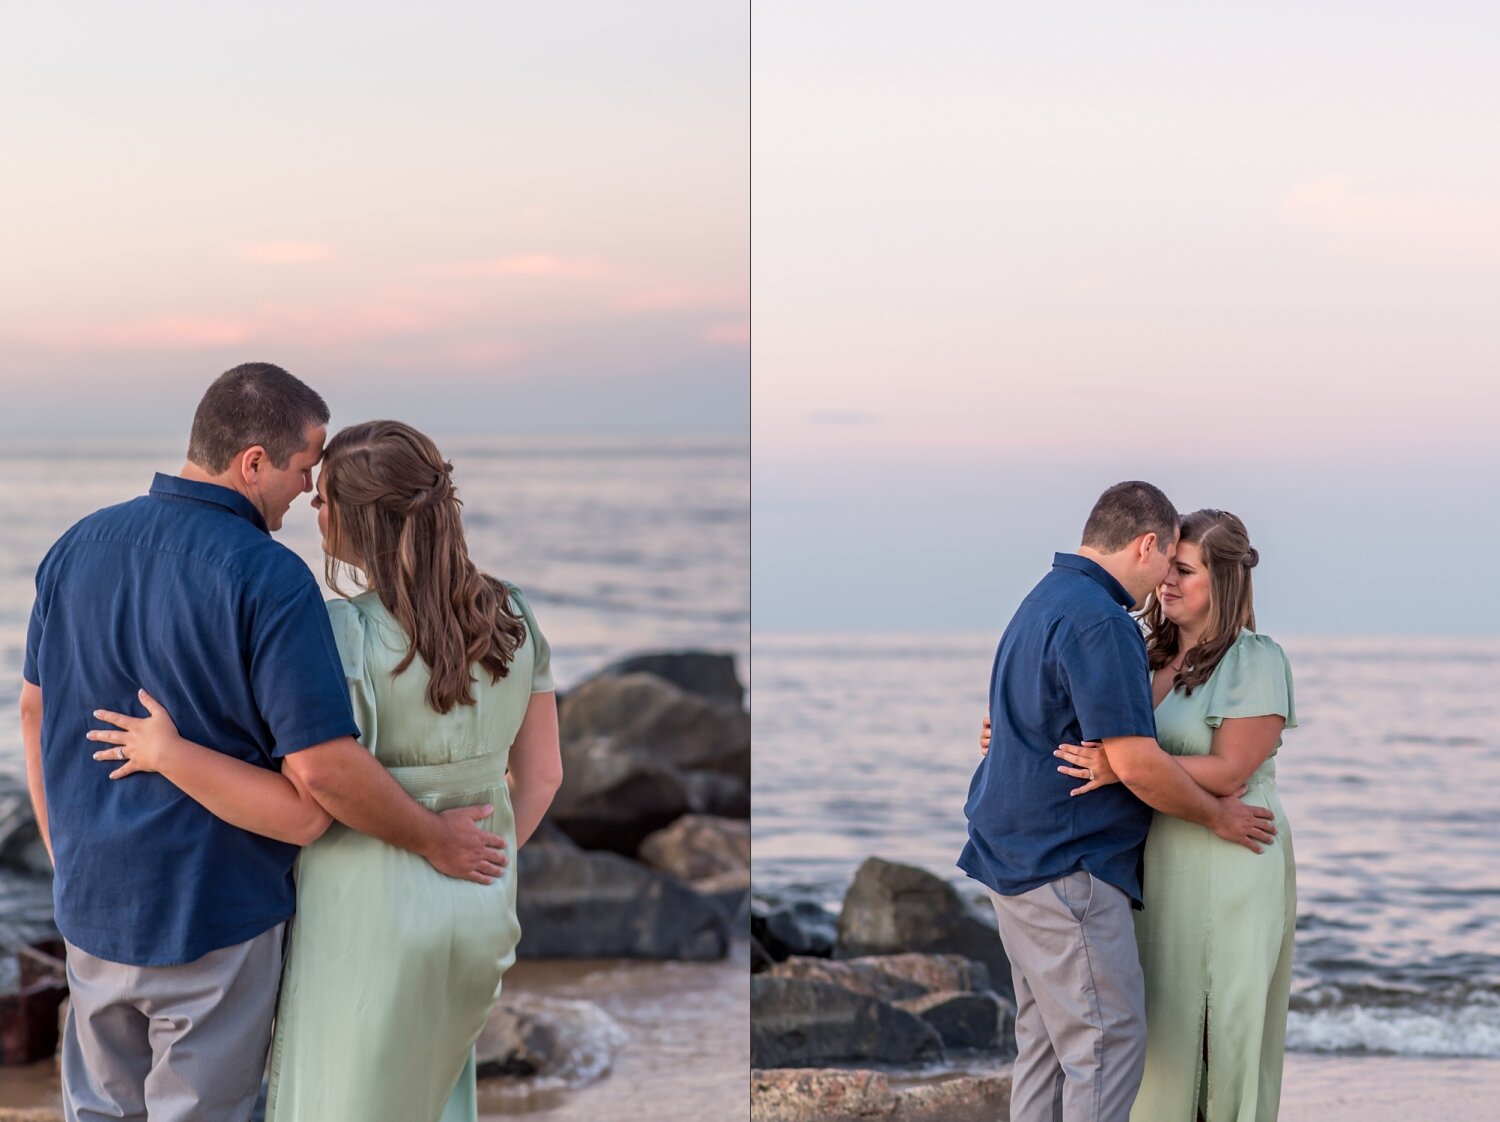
[1157,539,1212,632]
[311,468,353,563]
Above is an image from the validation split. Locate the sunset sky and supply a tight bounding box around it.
[0,2,747,435]
[754,2,1499,635]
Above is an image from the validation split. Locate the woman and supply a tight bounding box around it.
[89,420,562,1122]
[985,509,1296,1122]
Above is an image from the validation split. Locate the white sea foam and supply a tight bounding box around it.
[1287,1004,1500,1057]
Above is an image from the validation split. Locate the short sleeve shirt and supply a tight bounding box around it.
[24,474,360,965]
[958,553,1157,904]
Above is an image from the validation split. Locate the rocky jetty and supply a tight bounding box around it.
[750,858,1018,1119]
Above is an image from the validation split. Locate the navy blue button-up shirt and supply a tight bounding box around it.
[24,474,359,965]
[959,553,1157,905]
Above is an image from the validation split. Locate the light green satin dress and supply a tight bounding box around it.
[1131,630,1297,1122]
[266,586,552,1122]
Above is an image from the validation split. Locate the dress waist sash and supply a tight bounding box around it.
[382,753,508,800]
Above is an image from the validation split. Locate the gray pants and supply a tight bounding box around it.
[61,925,284,1122]
[989,873,1146,1122]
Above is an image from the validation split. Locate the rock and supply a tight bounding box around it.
[639,815,750,881]
[596,651,745,711]
[750,1068,1012,1122]
[836,859,1011,998]
[0,1111,65,1122]
[750,1068,896,1122]
[525,819,579,849]
[750,976,943,1068]
[694,867,752,928]
[895,991,1014,1053]
[548,737,693,854]
[893,1074,1013,1121]
[767,953,988,1004]
[752,901,838,961]
[475,994,627,1084]
[0,776,51,878]
[751,935,776,973]
[559,672,750,779]
[516,844,729,961]
[681,768,751,818]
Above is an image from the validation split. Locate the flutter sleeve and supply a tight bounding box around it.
[325,597,379,754]
[1203,631,1297,735]
[505,584,554,694]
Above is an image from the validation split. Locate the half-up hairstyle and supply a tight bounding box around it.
[1141,508,1259,695]
[320,420,528,713]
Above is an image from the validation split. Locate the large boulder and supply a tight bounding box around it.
[836,859,1011,998]
[751,1069,1011,1122]
[638,815,750,882]
[750,976,942,1068]
[516,844,729,961]
[595,651,745,711]
[474,994,627,1083]
[547,737,693,854]
[0,775,51,878]
[768,953,990,1003]
[559,672,750,779]
[752,901,838,963]
[895,991,1015,1053]
[681,769,751,818]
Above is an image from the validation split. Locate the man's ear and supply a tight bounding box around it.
[1138,531,1158,561]
[237,446,268,486]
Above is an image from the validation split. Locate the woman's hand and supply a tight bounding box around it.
[88,689,183,778]
[980,715,991,757]
[1054,740,1116,795]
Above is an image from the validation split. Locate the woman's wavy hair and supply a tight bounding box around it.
[319,420,527,713]
[1141,508,1259,696]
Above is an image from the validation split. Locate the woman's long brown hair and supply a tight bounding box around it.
[1141,508,1259,696]
[320,420,527,713]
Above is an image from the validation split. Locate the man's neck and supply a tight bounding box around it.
[1075,545,1142,606]
[179,461,260,517]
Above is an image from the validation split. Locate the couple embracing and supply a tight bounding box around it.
[962,481,1297,1122]
[20,363,563,1122]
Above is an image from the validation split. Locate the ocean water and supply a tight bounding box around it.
[752,631,1500,1059]
[0,434,749,766]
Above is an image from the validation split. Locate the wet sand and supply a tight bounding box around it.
[0,943,749,1121]
[481,941,749,1121]
[1279,1054,1500,1121]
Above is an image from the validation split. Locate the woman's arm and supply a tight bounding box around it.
[1173,715,1285,796]
[90,689,333,846]
[507,691,562,848]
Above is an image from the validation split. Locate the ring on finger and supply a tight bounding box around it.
[115,747,125,761]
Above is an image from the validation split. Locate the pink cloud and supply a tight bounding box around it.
[702,321,749,346]
[616,284,745,313]
[477,254,609,278]
[1283,179,1500,264]
[239,241,336,264]
[102,315,254,350]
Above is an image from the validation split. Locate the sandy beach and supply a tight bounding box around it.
[0,943,749,1121]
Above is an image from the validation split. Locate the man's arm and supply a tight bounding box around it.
[282,739,508,884]
[19,681,51,865]
[1102,736,1277,852]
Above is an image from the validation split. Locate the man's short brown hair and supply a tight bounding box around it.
[187,363,330,473]
[1081,481,1178,553]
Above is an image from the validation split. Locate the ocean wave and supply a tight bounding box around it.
[1288,1003,1500,1057]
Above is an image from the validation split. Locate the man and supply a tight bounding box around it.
[20,363,507,1122]
[959,481,1275,1122]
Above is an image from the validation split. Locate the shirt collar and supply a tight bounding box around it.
[149,473,269,534]
[1052,552,1135,609]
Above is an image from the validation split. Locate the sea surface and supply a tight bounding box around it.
[0,433,750,738]
[752,631,1500,1060]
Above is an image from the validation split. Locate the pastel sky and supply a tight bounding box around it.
[0,2,747,434]
[753,2,1500,635]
